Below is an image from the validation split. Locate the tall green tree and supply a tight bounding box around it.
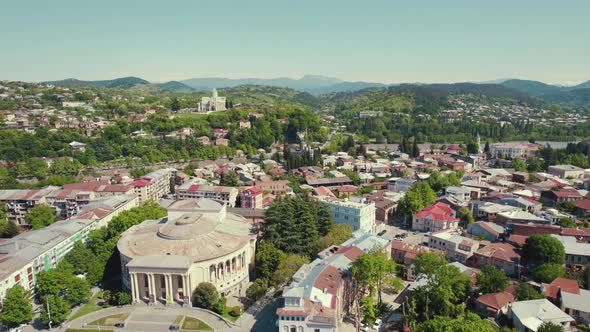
[40,295,70,327]
[26,205,56,230]
[1,285,34,327]
[458,207,475,229]
[476,265,509,294]
[255,241,286,281]
[271,254,309,286]
[522,234,565,267]
[533,263,566,283]
[416,312,499,332]
[514,283,543,301]
[345,248,402,326]
[262,196,334,257]
[3,220,20,238]
[414,252,447,276]
[405,256,471,325]
[511,157,527,172]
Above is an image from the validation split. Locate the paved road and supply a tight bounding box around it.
[380,224,428,245]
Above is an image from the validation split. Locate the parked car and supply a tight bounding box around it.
[373,318,382,330]
[360,324,370,332]
[378,230,387,236]
[169,324,180,330]
[115,322,125,328]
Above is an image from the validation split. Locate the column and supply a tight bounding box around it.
[133,273,140,302]
[130,273,137,302]
[185,273,191,302]
[164,274,172,304]
[148,273,156,302]
[168,274,174,303]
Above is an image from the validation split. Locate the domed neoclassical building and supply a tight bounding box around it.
[118,198,256,305]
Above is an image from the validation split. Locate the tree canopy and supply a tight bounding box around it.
[405,253,471,326]
[192,282,219,309]
[537,322,564,332]
[397,182,437,223]
[262,196,334,257]
[26,204,56,230]
[514,283,544,301]
[1,285,34,327]
[416,312,499,332]
[476,265,509,294]
[522,234,565,267]
[533,263,566,283]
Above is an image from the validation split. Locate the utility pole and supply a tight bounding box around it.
[46,297,52,329]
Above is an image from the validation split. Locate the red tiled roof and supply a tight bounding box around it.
[334,185,358,193]
[63,180,110,191]
[573,199,590,211]
[508,234,527,245]
[476,291,514,310]
[131,179,151,187]
[313,186,335,197]
[542,277,580,300]
[476,242,520,262]
[314,265,344,299]
[336,246,364,261]
[242,187,262,195]
[414,202,457,222]
[478,222,501,237]
[552,188,582,198]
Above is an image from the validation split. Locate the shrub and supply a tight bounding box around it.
[229,306,241,317]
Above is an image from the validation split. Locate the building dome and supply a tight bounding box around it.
[119,200,253,262]
[118,198,257,304]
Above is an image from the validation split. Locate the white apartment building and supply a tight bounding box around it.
[176,180,239,207]
[0,195,139,305]
[318,196,376,233]
[278,233,390,332]
[131,168,175,204]
[548,165,585,179]
[490,142,539,159]
[428,229,479,264]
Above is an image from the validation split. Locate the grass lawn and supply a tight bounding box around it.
[175,315,184,324]
[174,113,209,119]
[182,316,213,331]
[88,313,130,326]
[70,291,111,320]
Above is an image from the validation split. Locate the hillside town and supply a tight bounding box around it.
[1,100,590,332]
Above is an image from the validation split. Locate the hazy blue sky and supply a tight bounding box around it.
[1,0,589,84]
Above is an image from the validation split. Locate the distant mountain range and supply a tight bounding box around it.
[45,77,150,89]
[180,75,386,94]
[45,75,386,94]
[497,79,590,107]
[44,75,590,107]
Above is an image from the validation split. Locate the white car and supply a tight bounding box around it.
[359,323,370,332]
[372,318,382,330]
